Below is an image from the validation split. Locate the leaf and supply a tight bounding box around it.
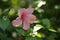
[16,29,31,36]
[10,0,19,10]
[8,8,15,16]
[11,0,18,5]
[25,36,42,40]
[48,29,57,32]
[25,37,36,40]
[0,16,10,30]
[42,18,51,27]
[16,29,25,35]
[3,8,9,13]
[35,33,43,38]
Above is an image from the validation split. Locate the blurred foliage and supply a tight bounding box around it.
[0,0,60,40]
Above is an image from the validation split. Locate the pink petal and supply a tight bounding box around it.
[26,15,36,24]
[18,8,26,17]
[12,17,22,27]
[23,21,30,30]
[26,7,34,14]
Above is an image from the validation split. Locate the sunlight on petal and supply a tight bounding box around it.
[35,1,46,10]
[37,1,46,8]
[33,24,43,32]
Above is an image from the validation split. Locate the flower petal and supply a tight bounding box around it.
[23,21,30,30]
[26,7,34,14]
[12,17,22,27]
[18,8,26,17]
[26,15,36,23]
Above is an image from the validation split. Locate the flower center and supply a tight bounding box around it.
[21,12,26,20]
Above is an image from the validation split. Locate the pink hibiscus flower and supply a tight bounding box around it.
[12,7,36,30]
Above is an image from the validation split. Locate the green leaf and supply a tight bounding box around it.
[35,33,45,38]
[42,18,51,27]
[16,29,26,36]
[0,16,10,30]
[25,36,42,40]
[48,29,57,32]
[16,29,31,36]
[3,8,9,13]
[8,8,15,16]
[25,37,36,40]
[11,0,18,5]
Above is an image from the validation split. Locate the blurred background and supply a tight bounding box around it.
[0,0,60,40]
